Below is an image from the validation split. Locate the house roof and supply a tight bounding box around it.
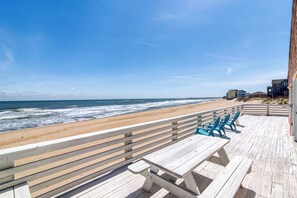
[272,79,287,85]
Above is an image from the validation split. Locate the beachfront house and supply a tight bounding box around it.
[237,90,248,98]
[226,89,248,99]
[288,0,297,140]
[267,79,289,98]
[226,89,238,100]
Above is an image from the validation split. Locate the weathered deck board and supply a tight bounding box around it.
[60,115,297,198]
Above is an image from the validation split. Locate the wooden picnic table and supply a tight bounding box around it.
[141,135,230,197]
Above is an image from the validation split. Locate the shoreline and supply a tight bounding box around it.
[0,98,217,133]
[0,99,244,149]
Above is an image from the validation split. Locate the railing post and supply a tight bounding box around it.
[213,111,217,121]
[171,121,178,141]
[241,105,244,115]
[0,160,14,185]
[224,109,227,116]
[232,107,235,116]
[267,105,269,116]
[124,131,133,162]
[197,115,202,127]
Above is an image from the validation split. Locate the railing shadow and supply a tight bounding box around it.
[214,134,231,140]
[126,172,214,198]
[236,188,256,198]
[127,171,256,198]
[59,166,128,197]
[126,172,179,198]
[128,171,256,198]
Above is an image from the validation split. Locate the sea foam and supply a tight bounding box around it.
[0,99,215,132]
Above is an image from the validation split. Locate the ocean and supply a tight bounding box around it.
[0,98,218,132]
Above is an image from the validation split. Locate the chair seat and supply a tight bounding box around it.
[196,129,211,136]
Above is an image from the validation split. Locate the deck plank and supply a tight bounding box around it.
[60,115,297,198]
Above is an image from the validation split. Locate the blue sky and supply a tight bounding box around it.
[0,0,292,100]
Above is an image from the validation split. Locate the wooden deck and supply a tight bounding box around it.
[60,115,297,198]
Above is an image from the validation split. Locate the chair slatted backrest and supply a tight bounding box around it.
[220,114,230,128]
[209,117,221,136]
[230,111,240,124]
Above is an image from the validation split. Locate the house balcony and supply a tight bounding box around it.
[0,104,296,198]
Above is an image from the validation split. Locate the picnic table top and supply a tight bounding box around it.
[142,135,230,178]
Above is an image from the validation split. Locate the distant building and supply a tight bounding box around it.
[237,90,248,98]
[249,91,267,98]
[226,89,238,100]
[267,79,289,98]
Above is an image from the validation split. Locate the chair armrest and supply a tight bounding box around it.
[197,127,210,132]
[203,123,213,128]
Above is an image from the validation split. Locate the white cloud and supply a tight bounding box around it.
[204,53,240,62]
[226,67,233,74]
[131,41,162,47]
[200,70,287,88]
[0,47,14,69]
[172,75,206,80]
[151,13,179,20]
[150,0,233,22]
[103,37,161,48]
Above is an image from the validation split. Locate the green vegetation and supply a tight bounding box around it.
[236,97,288,105]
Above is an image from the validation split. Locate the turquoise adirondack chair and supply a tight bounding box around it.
[203,114,231,136]
[226,111,241,130]
[195,117,221,136]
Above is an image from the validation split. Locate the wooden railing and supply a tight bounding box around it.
[242,104,289,116]
[0,104,288,197]
[0,105,242,198]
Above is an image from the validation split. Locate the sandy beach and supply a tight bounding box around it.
[0,99,245,149]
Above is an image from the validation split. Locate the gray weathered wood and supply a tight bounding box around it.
[128,160,150,174]
[143,136,229,178]
[200,156,252,198]
[217,148,230,166]
[57,115,296,198]
[142,171,196,198]
[184,172,200,195]
[13,183,31,198]
[0,104,246,197]
[0,187,14,198]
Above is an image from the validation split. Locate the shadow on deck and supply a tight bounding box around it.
[60,115,297,198]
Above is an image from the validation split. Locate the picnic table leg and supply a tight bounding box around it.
[142,166,159,192]
[217,148,230,166]
[184,172,200,195]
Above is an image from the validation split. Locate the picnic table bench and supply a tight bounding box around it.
[129,135,252,198]
[0,182,31,198]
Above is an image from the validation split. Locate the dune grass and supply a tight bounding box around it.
[236,97,288,105]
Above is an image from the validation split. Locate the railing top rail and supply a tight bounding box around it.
[243,103,289,107]
[0,104,242,158]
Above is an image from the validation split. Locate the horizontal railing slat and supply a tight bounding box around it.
[6,103,288,197]
[0,105,242,162]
